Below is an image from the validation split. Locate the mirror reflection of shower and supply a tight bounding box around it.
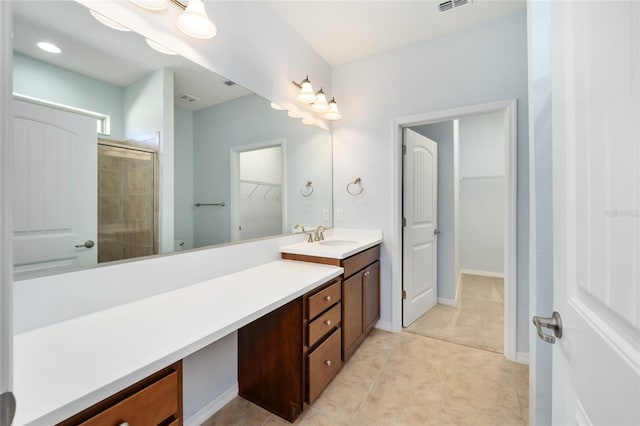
[98,140,158,263]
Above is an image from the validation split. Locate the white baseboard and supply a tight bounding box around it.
[374,320,394,332]
[184,383,238,426]
[437,297,457,307]
[516,352,530,364]
[460,269,505,279]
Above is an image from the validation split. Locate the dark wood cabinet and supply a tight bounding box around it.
[282,245,381,362]
[57,361,183,426]
[238,278,342,423]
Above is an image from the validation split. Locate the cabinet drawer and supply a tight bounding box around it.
[343,245,380,278]
[307,328,342,403]
[308,303,341,347]
[80,371,179,426]
[307,280,341,320]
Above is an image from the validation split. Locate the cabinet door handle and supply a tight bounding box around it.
[324,360,331,366]
[364,271,370,277]
[325,320,331,326]
[324,295,331,301]
[120,423,130,426]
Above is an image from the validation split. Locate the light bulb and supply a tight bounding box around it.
[324,97,343,121]
[295,76,316,104]
[176,0,217,40]
[311,88,329,113]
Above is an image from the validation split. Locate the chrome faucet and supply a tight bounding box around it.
[293,224,305,233]
[315,225,328,241]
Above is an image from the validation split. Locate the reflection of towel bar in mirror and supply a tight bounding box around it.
[346,177,364,196]
[300,180,314,197]
[195,202,226,207]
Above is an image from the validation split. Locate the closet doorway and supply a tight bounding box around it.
[394,100,518,360]
[230,140,285,242]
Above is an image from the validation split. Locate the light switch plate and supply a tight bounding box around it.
[322,209,330,221]
[335,209,344,221]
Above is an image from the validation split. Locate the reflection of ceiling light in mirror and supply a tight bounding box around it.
[176,0,217,40]
[301,117,314,125]
[145,38,177,55]
[128,0,168,11]
[324,97,343,121]
[287,110,301,118]
[270,103,286,111]
[36,42,61,54]
[311,88,329,113]
[90,10,131,31]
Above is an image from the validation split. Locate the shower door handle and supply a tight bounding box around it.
[75,240,95,249]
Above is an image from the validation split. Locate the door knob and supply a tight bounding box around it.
[75,240,95,249]
[532,311,562,344]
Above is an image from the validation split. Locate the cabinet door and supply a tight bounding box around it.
[364,260,381,334]
[342,271,364,361]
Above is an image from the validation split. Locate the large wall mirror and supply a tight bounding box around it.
[10,1,333,280]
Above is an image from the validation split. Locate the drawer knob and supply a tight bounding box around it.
[120,423,130,426]
[364,271,370,277]
[324,360,332,366]
[324,295,331,301]
[325,320,332,326]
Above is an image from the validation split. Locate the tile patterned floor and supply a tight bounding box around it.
[203,330,529,426]
[406,274,505,353]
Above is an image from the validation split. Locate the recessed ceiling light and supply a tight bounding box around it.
[145,38,177,55]
[37,42,61,54]
[90,10,131,32]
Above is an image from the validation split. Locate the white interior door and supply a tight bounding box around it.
[403,128,438,327]
[12,99,97,276]
[549,1,640,424]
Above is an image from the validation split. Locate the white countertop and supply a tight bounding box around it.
[13,260,343,425]
[280,229,383,259]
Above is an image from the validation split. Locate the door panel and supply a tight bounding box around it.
[12,99,97,276]
[403,129,438,327]
[551,1,640,424]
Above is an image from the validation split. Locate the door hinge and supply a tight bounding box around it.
[402,145,407,155]
[1,392,16,426]
[402,218,407,227]
[402,290,407,300]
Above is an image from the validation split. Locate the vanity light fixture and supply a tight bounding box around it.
[270,102,286,111]
[175,0,217,40]
[293,76,316,104]
[128,0,169,11]
[146,38,178,55]
[36,41,61,54]
[311,88,329,113]
[323,97,343,121]
[90,10,131,31]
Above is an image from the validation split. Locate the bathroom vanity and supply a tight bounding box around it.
[236,230,382,422]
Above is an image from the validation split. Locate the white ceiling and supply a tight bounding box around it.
[12,1,526,110]
[267,0,526,67]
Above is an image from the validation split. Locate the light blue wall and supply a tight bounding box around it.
[13,53,125,140]
[333,11,530,351]
[174,106,195,250]
[528,1,553,423]
[412,122,458,302]
[193,94,332,248]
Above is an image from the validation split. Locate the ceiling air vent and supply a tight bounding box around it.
[438,0,453,12]
[439,0,472,12]
[177,93,200,103]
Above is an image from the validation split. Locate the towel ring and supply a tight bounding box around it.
[346,177,364,196]
[300,180,314,197]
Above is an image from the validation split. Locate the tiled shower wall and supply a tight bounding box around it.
[98,143,156,263]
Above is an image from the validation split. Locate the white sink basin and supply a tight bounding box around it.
[319,240,357,246]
